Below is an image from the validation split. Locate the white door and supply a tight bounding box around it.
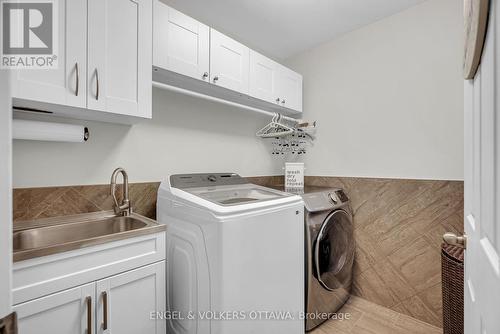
[464,1,500,333]
[154,1,210,82]
[249,50,279,104]
[276,66,303,112]
[14,283,95,334]
[11,0,87,107]
[210,29,249,94]
[96,261,165,334]
[88,0,152,118]
[0,68,12,322]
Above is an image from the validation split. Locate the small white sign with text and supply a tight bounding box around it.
[285,162,304,192]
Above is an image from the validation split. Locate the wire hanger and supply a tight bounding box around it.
[256,113,295,138]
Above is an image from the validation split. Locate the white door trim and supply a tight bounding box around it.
[0,70,12,317]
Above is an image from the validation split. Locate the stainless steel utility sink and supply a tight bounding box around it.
[13,211,166,262]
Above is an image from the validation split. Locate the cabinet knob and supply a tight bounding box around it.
[202,72,208,80]
[213,76,219,83]
[276,98,280,103]
[281,99,286,105]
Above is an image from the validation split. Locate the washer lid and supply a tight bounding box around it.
[167,173,301,212]
[184,184,294,206]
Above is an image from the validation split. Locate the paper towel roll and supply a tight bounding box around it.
[13,119,89,142]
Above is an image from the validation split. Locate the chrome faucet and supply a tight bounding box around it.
[110,168,131,216]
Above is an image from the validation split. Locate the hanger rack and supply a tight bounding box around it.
[152,81,316,155]
[256,112,316,138]
[256,112,317,156]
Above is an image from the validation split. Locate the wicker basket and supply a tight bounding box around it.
[441,243,464,334]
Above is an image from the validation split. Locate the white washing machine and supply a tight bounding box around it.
[157,173,305,334]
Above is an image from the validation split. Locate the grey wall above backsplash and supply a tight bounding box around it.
[12,88,283,188]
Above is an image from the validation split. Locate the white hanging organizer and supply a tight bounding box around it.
[256,113,317,156]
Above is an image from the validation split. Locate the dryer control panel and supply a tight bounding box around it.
[302,189,349,213]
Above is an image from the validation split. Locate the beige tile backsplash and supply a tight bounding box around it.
[13,175,463,328]
[13,183,159,221]
[250,175,463,328]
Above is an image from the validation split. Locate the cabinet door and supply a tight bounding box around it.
[96,261,165,334]
[210,29,249,94]
[276,66,303,112]
[11,0,87,108]
[154,1,209,82]
[14,283,95,334]
[88,0,152,118]
[249,50,279,104]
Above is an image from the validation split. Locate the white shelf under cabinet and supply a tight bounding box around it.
[153,66,302,117]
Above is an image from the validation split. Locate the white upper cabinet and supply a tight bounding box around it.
[249,52,303,112]
[210,29,250,94]
[276,65,303,112]
[88,0,152,118]
[152,4,302,114]
[249,50,279,104]
[154,1,210,82]
[12,0,152,123]
[11,0,87,108]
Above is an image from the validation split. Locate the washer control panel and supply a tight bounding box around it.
[170,173,248,189]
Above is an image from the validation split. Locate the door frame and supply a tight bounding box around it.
[0,69,12,317]
[463,0,500,333]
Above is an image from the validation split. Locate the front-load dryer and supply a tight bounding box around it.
[157,173,305,334]
[303,188,355,331]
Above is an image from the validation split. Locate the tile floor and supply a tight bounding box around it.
[310,296,442,334]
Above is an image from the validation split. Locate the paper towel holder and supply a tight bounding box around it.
[13,119,90,143]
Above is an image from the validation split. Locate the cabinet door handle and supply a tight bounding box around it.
[281,99,286,105]
[276,98,280,103]
[202,72,209,80]
[75,63,79,96]
[95,69,99,100]
[102,291,108,330]
[86,296,92,334]
[213,76,219,83]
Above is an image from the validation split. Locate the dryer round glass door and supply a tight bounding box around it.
[314,209,354,291]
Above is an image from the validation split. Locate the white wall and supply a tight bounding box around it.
[13,88,281,187]
[13,0,463,188]
[286,0,464,180]
[0,70,12,316]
